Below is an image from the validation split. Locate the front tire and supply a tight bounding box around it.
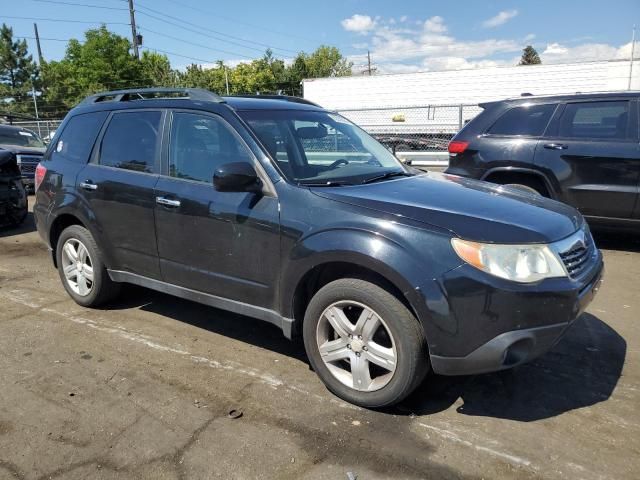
[56,225,120,307]
[7,178,27,227]
[303,278,429,408]
[503,183,542,196]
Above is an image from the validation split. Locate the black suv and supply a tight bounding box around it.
[34,88,603,407]
[0,124,48,191]
[445,91,640,230]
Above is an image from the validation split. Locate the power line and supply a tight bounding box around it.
[139,27,253,60]
[2,15,130,25]
[135,9,266,57]
[157,0,322,46]
[30,0,128,10]
[135,2,297,55]
[16,35,76,42]
[139,45,219,65]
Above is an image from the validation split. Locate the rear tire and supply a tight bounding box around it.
[303,278,429,408]
[56,225,120,307]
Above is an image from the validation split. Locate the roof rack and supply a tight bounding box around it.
[229,94,321,107]
[80,87,224,105]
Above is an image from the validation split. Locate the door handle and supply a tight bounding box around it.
[543,143,568,150]
[79,181,98,191]
[156,196,181,208]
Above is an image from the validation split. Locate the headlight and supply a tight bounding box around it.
[451,238,567,283]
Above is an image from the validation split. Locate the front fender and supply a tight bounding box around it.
[280,226,460,341]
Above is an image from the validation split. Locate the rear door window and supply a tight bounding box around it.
[487,103,557,136]
[99,111,162,173]
[557,101,630,140]
[51,111,108,163]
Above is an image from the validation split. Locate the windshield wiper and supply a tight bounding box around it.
[361,171,413,184]
[299,180,352,187]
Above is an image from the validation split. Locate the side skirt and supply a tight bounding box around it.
[107,270,294,339]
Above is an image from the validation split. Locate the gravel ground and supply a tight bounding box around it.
[0,200,638,480]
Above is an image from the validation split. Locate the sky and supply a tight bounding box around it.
[2,0,639,74]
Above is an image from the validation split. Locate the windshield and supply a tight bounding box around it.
[0,128,46,148]
[240,110,410,185]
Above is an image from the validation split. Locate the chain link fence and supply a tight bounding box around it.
[10,120,64,141]
[336,103,482,153]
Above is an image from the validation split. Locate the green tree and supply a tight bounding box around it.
[304,45,353,78]
[519,45,541,65]
[140,50,177,87]
[0,23,40,115]
[42,25,145,110]
[229,59,276,94]
[177,62,227,94]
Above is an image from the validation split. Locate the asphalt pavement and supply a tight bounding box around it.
[0,201,638,479]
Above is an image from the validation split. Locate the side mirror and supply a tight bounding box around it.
[213,162,262,193]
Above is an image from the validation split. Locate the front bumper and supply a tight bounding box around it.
[427,255,603,376]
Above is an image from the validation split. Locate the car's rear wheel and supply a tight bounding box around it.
[303,278,428,408]
[56,225,120,307]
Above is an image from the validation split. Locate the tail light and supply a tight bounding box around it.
[35,163,47,192]
[448,141,469,155]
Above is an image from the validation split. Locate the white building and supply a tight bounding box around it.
[303,59,639,109]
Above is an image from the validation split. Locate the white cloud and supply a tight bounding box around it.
[341,14,377,34]
[482,10,518,28]
[399,15,408,23]
[343,14,636,74]
[542,41,640,63]
[424,16,447,34]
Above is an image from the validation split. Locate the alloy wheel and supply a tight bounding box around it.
[316,300,397,392]
[61,238,94,296]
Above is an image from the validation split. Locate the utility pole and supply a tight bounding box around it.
[224,66,230,95]
[128,0,140,59]
[33,23,44,65]
[629,25,636,90]
[31,77,41,137]
[362,51,377,76]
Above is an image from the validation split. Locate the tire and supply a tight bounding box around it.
[503,183,542,196]
[303,278,429,408]
[7,178,28,227]
[55,225,120,307]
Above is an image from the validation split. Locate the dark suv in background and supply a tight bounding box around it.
[0,124,47,192]
[446,91,640,230]
[34,88,603,407]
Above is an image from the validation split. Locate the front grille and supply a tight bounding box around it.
[19,163,37,174]
[17,154,42,176]
[557,229,594,279]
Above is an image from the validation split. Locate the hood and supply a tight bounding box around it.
[310,172,582,244]
[0,145,46,156]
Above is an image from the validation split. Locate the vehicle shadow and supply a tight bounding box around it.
[108,288,625,422]
[105,285,309,363]
[592,229,640,253]
[0,212,36,238]
[396,313,626,422]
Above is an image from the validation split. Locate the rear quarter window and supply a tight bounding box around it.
[51,111,108,163]
[487,103,557,137]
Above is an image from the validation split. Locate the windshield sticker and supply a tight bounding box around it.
[18,131,33,137]
[56,140,64,152]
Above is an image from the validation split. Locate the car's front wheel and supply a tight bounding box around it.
[303,278,429,408]
[56,225,120,307]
